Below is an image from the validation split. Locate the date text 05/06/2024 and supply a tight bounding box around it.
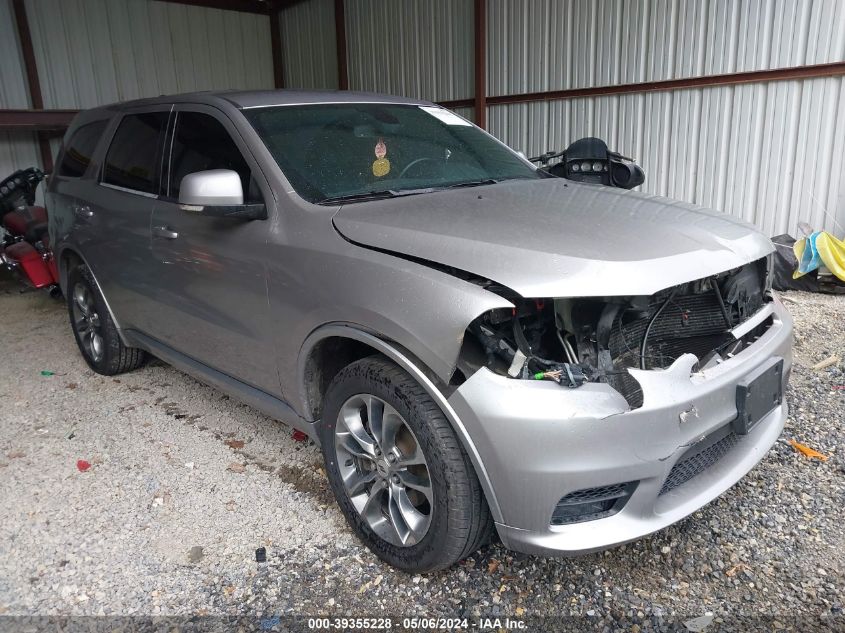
[303,617,527,630]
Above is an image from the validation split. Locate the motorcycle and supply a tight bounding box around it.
[0,167,61,297]
[529,137,645,189]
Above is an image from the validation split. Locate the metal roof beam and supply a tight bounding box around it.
[0,109,79,131]
[10,0,54,171]
[473,0,487,129]
[152,0,271,15]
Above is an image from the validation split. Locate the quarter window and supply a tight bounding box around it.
[57,120,108,178]
[168,112,258,202]
[103,112,169,194]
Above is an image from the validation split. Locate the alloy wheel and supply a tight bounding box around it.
[71,282,104,363]
[334,394,433,547]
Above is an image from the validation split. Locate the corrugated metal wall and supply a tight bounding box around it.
[344,0,474,101]
[452,106,475,124]
[487,0,845,94]
[278,0,338,90]
[0,0,274,178]
[487,77,845,237]
[275,0,476,101]
[4,0,844,236]
[0,0,29,110]
[0,0,41,182]
[273,0,845,236]
[485,0,845,236]
[24,0,273,109]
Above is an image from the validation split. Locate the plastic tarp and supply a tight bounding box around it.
[793,231,845,282]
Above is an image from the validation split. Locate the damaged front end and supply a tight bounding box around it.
[458,256,774,407]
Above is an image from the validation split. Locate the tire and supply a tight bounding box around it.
[67,264,146,375]
[320,356,492,572]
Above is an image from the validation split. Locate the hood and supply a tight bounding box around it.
[332,178,774,298]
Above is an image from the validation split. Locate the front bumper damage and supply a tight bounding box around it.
[447,296,793,557]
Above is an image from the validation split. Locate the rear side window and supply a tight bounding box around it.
[57,120,107,178]
[168,111,258,201]
[103,112,169,194]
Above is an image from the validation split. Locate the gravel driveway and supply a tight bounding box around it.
[1,276,843,631]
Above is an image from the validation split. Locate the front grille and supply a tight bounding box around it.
[660,428,740,495]
[551,481,637,525]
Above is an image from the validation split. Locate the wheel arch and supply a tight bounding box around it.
[58,245,129,346]
[298,323,504,523]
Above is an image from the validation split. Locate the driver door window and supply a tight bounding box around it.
[168,112,261,202]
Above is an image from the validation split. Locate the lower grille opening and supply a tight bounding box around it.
[551,481,637,526]
[660,427,740,496]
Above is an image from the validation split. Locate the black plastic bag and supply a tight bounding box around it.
[771,234,818,292]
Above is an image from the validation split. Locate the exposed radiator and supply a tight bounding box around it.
[606,289,771,409]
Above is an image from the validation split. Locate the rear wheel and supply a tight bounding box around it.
[67,264,145,375]
[320,356,492,572]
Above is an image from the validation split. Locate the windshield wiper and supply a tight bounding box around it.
[316,180,506,204]
[316,191,396,205]
[443,178,500,190]
[316,188,434,205]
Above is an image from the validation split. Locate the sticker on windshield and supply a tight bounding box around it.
[372,138,390,177]
[419,106,472,126]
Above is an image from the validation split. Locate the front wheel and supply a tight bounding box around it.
[320,357,492,572]
[67,264,146,375]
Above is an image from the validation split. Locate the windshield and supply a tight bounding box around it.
[243,103,540,204]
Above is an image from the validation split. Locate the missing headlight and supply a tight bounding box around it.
[458,258,773,407]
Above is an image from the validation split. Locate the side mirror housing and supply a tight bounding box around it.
[179,169,243,205]
[178,169,266,220]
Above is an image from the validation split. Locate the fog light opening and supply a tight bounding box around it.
[550,481,638,526]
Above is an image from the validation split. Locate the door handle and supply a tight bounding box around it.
[73,205,94,218]
[152,225,179,239]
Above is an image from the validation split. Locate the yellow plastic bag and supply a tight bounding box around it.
[793,231,845,282]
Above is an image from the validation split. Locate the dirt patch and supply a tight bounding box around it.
[276,462,333,506]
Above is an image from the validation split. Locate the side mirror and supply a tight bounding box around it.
[178,169,266,220]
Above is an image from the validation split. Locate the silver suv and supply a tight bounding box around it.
[48,91,792,572]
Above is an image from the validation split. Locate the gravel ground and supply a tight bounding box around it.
[0,274,843,631]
